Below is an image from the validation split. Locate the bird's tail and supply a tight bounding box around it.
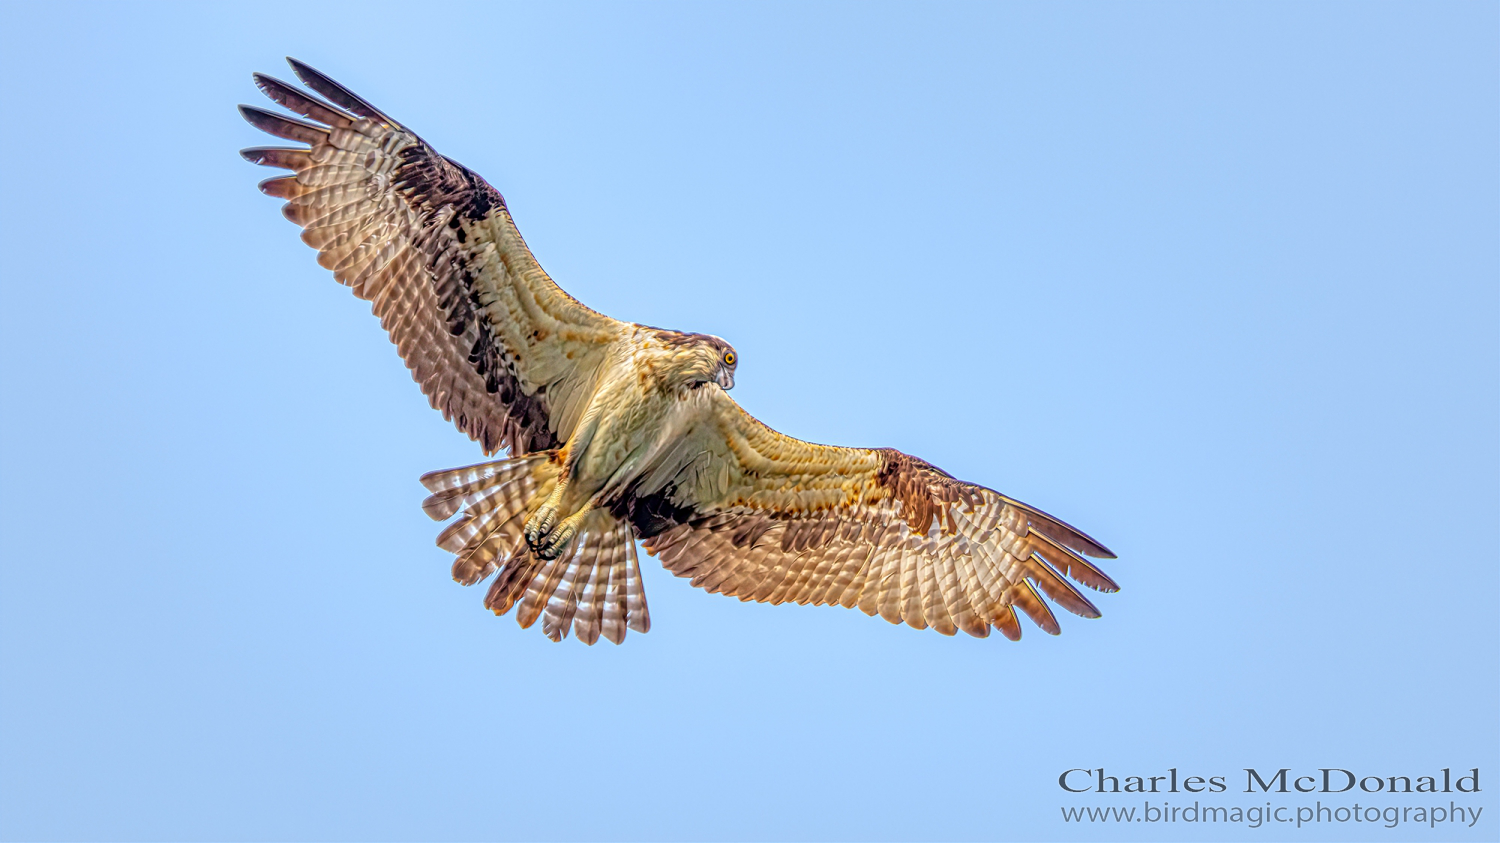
[419,453,650,644]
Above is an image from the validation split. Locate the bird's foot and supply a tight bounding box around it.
[526,509,585,560]
[524,501,560,550]
[540,510,585,561]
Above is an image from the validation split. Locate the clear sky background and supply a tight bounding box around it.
[1,2,1495,842]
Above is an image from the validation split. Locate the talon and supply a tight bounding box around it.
[525,502,559,550]
[536,515,581,560]
[537,526,568,559]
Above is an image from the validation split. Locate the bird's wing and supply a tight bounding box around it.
[615,389,1118,639]
[239,59,625,455]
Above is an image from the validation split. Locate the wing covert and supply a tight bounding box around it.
[240,59,625,454]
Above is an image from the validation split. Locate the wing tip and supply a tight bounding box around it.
[238,104,327,144]
[239,146,305,169]
[255,174,302,199]
[283,57,400,128]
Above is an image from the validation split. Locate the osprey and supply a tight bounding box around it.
[239,59,1119,644]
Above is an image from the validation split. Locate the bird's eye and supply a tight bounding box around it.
[723,351,736,366]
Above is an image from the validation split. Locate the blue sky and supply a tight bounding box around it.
[1,2,1495,841]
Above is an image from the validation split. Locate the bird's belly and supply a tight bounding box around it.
[570,389,688,502]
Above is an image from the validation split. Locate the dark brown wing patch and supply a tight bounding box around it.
[874,449,984,534]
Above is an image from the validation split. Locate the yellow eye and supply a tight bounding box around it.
[723,351,736,366]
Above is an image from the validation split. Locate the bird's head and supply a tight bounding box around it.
[656,331,737,391]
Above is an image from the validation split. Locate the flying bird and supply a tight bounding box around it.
[239,58,1118,645]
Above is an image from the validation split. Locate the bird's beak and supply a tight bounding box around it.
[716,370,735,390]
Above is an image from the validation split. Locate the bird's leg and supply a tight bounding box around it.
[524,409,614,559]
[534,508,590,560]
[524,475,570,553]
[524,463,598,560]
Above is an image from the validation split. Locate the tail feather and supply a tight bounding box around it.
[420,453,650,644]
[541,531,588,641]
[532,514,649,643]
[516,539,574,631]
[420,455,537,497]
[623,539,650,636]
[422,455,554,586]
[449,514,524,588]
[483,533,535,617]
[433,473,543,553]
[573,540,613,646]
[599,534,629,645]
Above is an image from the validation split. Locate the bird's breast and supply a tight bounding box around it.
[568,376,703,498]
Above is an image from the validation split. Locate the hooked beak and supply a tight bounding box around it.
[716,369,735,390]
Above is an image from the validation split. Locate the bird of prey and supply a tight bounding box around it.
[239,58,1119,645]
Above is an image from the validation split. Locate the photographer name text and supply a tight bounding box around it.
[1059,767,1481,795]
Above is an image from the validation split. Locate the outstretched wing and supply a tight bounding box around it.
[614,389,1118,639]
[239,59,625,455]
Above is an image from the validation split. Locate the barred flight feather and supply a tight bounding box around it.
[240,60,624,457]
